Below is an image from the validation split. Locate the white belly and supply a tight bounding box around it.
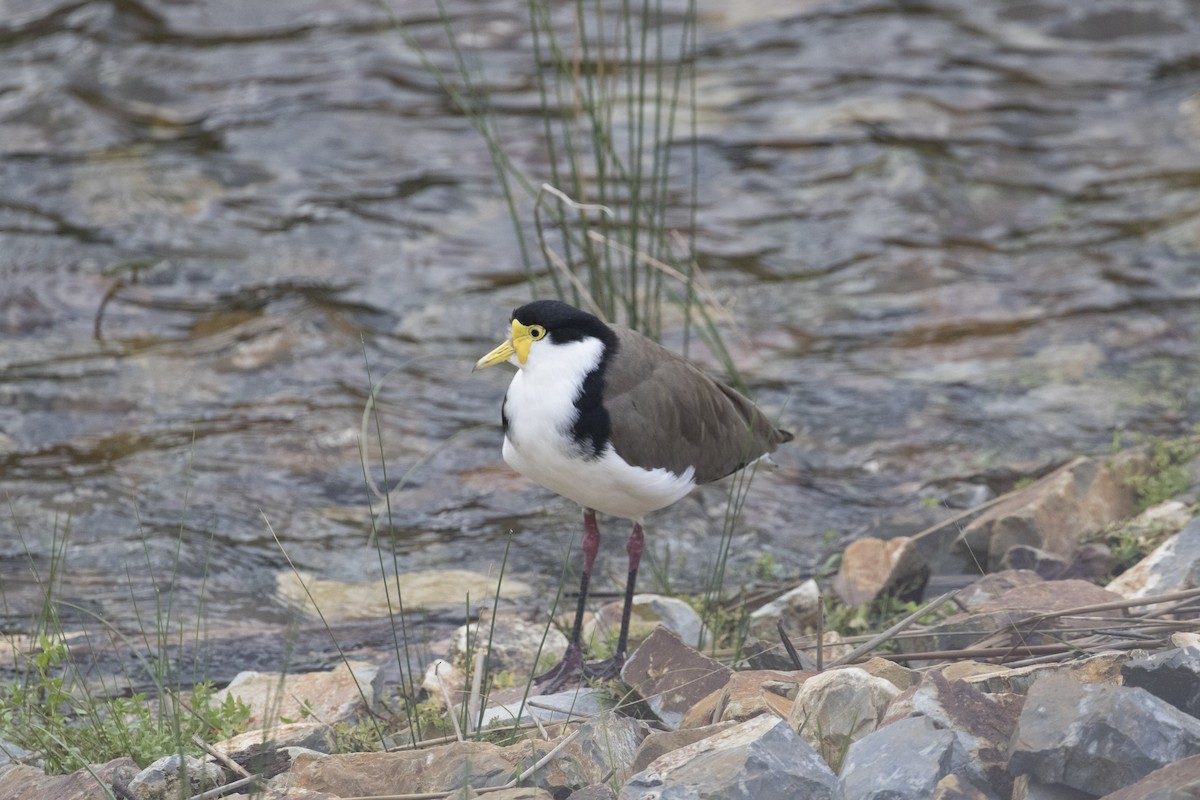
[503,434,695,520]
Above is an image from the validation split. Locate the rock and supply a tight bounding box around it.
[838,716,989,799]
[932,774,991,800]
[631,722,738,773]
[225,788,341,800]
[891,671,1022,799]
[1173,632,1200,648]
[589,594,705,649]
[566,786,617,800]
[619,715,836,800]
[999,545,1071,580]
[905,580,1126,655]
[957,571,1045,611]
[963,651,1129,695]
[286,715,637,796]
[453,615,568,677]
[747,579,821,640]
[1098,753,1200,800]
[127,754,224,800]
[932,661,1006,683]
[786,666,899,765]
[214,660,382,727]
[463,790,554,800]
[0,757,137,800]
[1001,543,1114,582]
[957,453,1148,571]
[1010,775,1095,799]
[1009,673,1200,796]
[1106,517,1200,613]
[275,569,533,620]
[552,715,649,789]
[1121,646,1200,718]
[621,627,732,730]
[738,636,806,671]
[851,656,920,691]
[832,536,929,606]
[0,737,34,769]
[704,669,812,724]
[422,658,469,710]
[677,687,723,730]
[215,722,336,778]
[479,686,609,728]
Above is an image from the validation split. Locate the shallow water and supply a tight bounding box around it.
[1,0,1198,640]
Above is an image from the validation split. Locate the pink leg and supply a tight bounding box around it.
[535,509,599,692]
[614,522,644,661]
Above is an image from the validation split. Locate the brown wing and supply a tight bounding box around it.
[602,326,791,484]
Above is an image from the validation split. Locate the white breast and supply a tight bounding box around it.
[501,337,697,520]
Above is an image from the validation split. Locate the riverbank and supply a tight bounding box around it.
[3,443,1200,799]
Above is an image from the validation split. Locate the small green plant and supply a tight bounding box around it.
[0,636,251,774]
[1121,430,1200,513]
[752,552,781,581]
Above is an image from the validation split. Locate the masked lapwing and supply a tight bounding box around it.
[475,299,791,690]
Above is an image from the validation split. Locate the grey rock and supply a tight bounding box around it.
[1010,775,1096,800]
[591,593,706,649]
[620,715,836,800]
[838,716,993,800]
[566,785,618,800]
[1122,646,1200,719]
[1009,673,1200,796]
[0,737,34,768]
[478,686,609,728]
[900,671,1022,799]
[1098,752,1200,800]
[128,754,224,800]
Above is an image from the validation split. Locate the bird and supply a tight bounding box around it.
[474,299,791,691]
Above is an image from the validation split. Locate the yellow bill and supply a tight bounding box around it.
[474,320,537,370]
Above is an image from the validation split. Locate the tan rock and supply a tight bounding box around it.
[711,669,814,723]
[276,569,532,621]
[631,721,737,773]
[214,661,382,728]
[832,536,929,606]
[964,651,1130,695]
[284,716,637,797]
[957,570,1045,610]
[933,660,1007,682]
[787,667,900,764]
[933,773,990,799]
[0,758,137,800]
[956,453,1148,570]
[843,656,920,691]
[677,688,722,729]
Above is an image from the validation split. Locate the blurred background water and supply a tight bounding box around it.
[1,0,1198,635]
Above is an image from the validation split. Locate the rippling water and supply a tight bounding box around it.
[1,0,1198,634]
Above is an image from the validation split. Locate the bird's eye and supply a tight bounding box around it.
[529,326,546,340]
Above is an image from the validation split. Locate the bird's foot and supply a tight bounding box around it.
[581,653,626,683]
[532,642,585,694]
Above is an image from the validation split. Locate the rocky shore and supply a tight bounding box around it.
[3,447,1200,800]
